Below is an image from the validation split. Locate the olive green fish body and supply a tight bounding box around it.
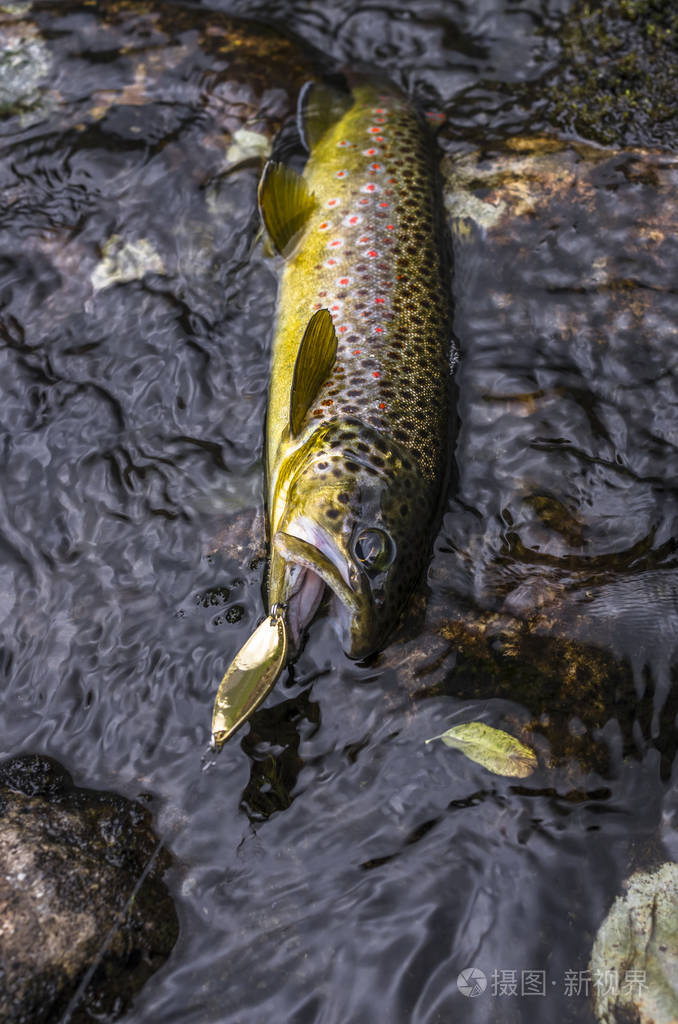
[211,81,453,749]
[265,81,454,657]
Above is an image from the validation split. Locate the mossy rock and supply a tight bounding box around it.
[543,0,678,148]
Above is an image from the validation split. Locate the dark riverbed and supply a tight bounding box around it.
[1,0,677,1021]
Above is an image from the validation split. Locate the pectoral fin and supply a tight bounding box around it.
[211,613,288,752]
[257,161,315,257]
[297,81,352,152]
[290,309,338,437]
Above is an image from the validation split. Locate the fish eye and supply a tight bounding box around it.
[353,528,395,573]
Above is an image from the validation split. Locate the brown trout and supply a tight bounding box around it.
[211,79,454,750]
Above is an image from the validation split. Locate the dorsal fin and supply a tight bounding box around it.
[297,81,352,152]
[290,309,338,437]
[257,161,315,257]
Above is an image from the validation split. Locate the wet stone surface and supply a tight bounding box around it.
[0,754,177,1024]
[590,862,678,1024]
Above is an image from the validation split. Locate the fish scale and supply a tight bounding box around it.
[267,82,453,489]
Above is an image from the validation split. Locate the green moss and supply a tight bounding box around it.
[543,0,678,148]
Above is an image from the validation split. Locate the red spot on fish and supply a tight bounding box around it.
[319,221,329,230]
[339,277,349,285]
[364,148,378,156]
[379,202,389,208]
[375,117,386,123]
[359,198,369,205]
[386,224,394,230]
[327,259,337,266]
[375,136,385,142]
[379,402,386,409]
[373,372,381,377]
[375,297,385,304]
[365,184,376,192]
[329,239,342,247]
[367,250,378,257]
[375,327,384,333]
[353,349,361,355]
[327,198,339,207]
[375,107,386,114]
[348,216,359,225]
[369,127,380,134]
[336,170,347,178]
[331,304,340,311]
[339,325,348,332]
[371,163,382,170]
[359,236,369,243]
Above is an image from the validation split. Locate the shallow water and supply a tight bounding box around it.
[0,1,676,1022]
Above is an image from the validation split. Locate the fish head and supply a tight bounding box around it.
[272,420,437,659]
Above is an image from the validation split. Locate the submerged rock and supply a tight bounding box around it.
[369,137,678,771]
[0,3,52,122]
[90,234,166,293]
[30,0,325,154]
[0,754,177,1024]
[8,0,327,324]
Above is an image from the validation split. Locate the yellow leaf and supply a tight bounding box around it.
[426,722,537,778]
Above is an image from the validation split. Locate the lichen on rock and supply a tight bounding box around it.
[590,862,678,1024]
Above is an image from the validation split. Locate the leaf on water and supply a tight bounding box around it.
[426,722,537,778]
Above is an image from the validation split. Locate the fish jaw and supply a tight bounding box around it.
[269,519,378,657]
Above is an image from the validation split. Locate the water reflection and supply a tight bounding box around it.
[0,1,676,1022]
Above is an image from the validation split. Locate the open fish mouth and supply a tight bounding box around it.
[273,518,373,655]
